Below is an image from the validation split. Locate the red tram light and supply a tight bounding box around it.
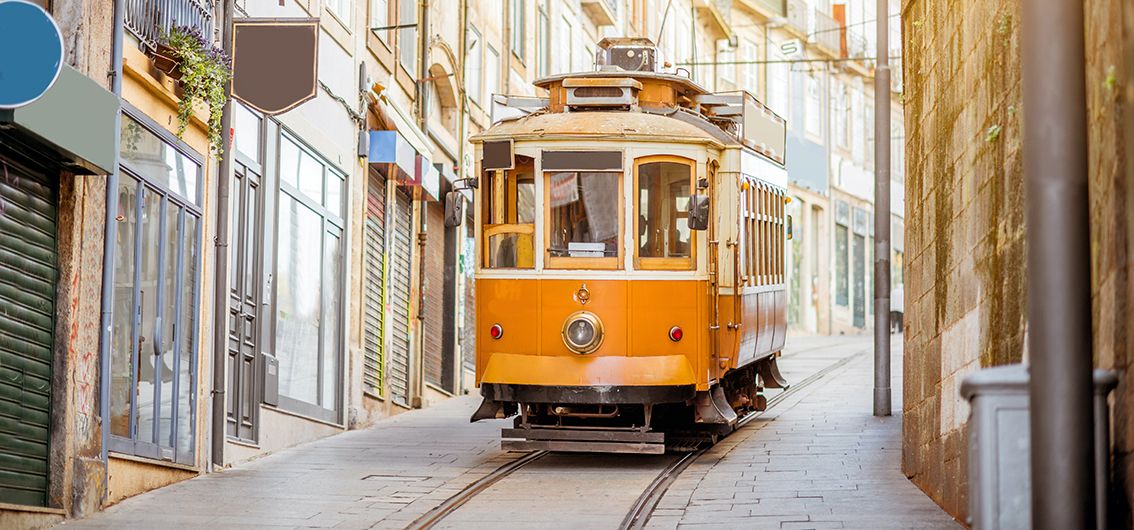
[489,323,503,340]
[669,326,683,342]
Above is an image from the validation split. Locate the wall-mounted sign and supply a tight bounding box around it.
[780,38,802,58]
[231,18,319,115]
[0,1,63,109]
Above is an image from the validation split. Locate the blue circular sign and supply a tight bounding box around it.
[0,1,64,109]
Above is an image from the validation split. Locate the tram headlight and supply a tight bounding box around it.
[562,311,604,354]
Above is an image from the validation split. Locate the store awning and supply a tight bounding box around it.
[368,130,418,183]
[419,157,441,201]
[0,65,118,174]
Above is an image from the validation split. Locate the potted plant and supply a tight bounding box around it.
[160,26,232,159]
[152,41,182,80]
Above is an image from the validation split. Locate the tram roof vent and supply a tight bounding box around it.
[564,77,642,110]
[595,37,658,73]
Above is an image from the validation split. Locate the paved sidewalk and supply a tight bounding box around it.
[60,397,514,529]
[648,339,961,529]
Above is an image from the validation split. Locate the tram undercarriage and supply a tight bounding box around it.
[473,355,790,454]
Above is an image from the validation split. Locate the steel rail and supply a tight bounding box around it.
[406,450,550,530]
[619,349,867,530]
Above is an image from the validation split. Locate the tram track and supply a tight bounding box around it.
[408,347,865,530]
[618,348,867,530]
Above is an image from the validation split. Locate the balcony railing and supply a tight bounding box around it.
[581,0,618,26]
[750,0,786,17]
[125,0,214,51]
[846,29,867,60]
[812,9,841,55]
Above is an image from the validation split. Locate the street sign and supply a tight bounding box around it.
[0,1,64,109]
[231,18,319,115]
[780,39,803,58]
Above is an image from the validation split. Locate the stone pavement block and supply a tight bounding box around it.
[780,521,844,529]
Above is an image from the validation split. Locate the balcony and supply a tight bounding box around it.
[786,0,809,34]
[743,0,786,18]
[846,28,867,60]
[812,9,841,55]
[695,0,733,38]
[124,0,214,51]
[580,0,618,27]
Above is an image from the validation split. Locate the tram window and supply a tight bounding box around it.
[546,171,622,268]
[634,157,694,269]
[481,155,535,268]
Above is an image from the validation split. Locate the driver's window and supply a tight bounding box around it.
[635,156,695,269]
[482,155,535,268]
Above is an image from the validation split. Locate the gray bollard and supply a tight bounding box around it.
[960,364,1117,530]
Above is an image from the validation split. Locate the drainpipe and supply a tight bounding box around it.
[99,0,127,505]
[456,0,468,394]
[211,0,235,469]
[1022,0,1096,527]
[413,0,431,408]
[871,0,891,417]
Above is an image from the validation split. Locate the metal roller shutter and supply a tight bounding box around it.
[388,188,413,406]
[461,220,475,376]
[362,170,387,396]
[422,203,444,388]
[0,148,57,507]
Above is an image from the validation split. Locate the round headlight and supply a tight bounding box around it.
[562,311,604,354]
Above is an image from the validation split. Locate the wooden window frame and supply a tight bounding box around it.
[543,170,624,270]
[481,165,535,269]
[633,155,697,271]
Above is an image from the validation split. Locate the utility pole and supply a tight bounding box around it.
[872,0,892,417]
[1022,0,1096,527]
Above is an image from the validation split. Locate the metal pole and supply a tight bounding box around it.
[99,0,127,505]
[211,0,235,469]
[872,0,891,417]
[1022,0,1096,527]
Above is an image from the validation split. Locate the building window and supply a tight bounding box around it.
[482,156,535,269]
[537,7,550,77]
[370,0,390,43]
[716,40,735,92]
[766,47,789,121]
[740,38,757,93]
[834,201,849,307]
[486,45,500,100]
[326,0,350,24]
[558,14,573,74]
[276,134,346,420]
[635,157,694,269]
[397,0,416,73]
[509,0,525,61]
[234,102,261,163]
[466,26,483,105]
[109,112,203,465]
[805,73,822,138]
[834,83,849,150]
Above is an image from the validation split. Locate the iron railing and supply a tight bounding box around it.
[812,9,841,55]
[124,0,214,51]
[846,29,867,60]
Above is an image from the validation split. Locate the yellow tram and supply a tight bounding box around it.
[461,38,789,454]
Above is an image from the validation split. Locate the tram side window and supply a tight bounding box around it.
[635,157,694,268]
[546,171,622,268]
[482,155,535,268]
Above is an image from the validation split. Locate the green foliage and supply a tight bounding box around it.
[985,124,1002,143]
[162,26,232,159]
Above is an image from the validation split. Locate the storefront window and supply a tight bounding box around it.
[635,157,693,269]
[481,155,535,269]
[109,112,202,465]
[275,134,345,421]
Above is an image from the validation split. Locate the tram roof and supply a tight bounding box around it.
[468,110,730,148]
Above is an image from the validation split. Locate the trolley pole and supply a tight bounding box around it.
[1022,0,1096,527]
[872,0,892,417]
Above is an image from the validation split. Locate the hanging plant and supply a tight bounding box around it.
[161,25,232,159]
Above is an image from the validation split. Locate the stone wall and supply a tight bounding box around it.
[900,0,1133,523]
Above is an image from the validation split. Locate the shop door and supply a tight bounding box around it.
[460,216,477,378]
[441,212,458,393]
[362,170,387,396]
[0,147,57,506]
[226,163,262,441]
[853,233,866,328]
[389,188,413,406]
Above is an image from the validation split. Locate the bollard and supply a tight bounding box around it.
[960,364,1117,530]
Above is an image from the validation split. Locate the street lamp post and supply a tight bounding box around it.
[873,0,892,417]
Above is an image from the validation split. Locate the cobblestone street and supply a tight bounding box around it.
[58,336,959,529]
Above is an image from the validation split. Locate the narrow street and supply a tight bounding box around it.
[58,336,958,529]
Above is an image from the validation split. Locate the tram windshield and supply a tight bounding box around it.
[482,155,535,268]
[546,171,621,267]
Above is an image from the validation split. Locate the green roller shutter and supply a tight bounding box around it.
[0,146,57,507]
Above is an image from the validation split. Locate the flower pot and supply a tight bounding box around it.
[151,43,183,80]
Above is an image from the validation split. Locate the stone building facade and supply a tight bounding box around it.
[901,0,1134,523]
